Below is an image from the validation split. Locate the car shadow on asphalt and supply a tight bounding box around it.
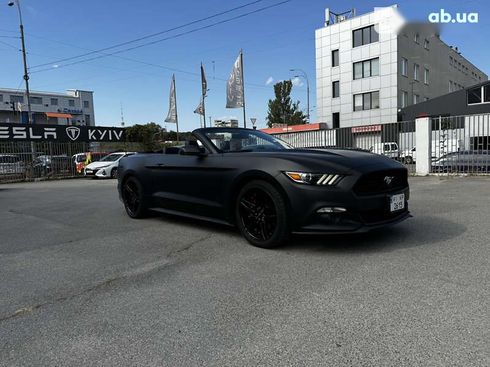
[284,215,467,254]
[151,211,467,254]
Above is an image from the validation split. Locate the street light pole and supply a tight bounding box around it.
[8,0,32,124]
[290,68,310,123]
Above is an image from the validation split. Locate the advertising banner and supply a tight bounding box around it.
[0,123,125,142]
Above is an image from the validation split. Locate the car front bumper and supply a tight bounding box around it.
[277,174,411,234]
[85,168,110,178]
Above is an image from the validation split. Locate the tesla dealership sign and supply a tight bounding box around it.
[0,123,125,142]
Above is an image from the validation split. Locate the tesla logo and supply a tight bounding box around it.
[66,126,81,141]
[384,176,395,186]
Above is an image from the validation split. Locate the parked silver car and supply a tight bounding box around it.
[0,154,26,176]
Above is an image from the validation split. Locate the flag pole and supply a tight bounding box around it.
[174,75,179,142]
[201,63,207,128]
[202,96,207,129]
[240,50,247,128]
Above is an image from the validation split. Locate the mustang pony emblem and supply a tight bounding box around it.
[66,126,81,141]
[384,176,395,186]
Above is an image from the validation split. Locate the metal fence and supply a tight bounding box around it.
[430,114,490,174]
[0,141,143,184]
[273,121,416,175]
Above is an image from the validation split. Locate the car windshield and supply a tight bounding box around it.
[75,154,87,163]
[202,129,293,152]
[100,153,124,162]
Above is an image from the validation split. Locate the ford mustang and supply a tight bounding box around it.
[118,128,410,248]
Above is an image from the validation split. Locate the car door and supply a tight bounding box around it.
[145,149,232,220]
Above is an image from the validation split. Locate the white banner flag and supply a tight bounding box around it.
[165,75,178,123]
[194,99,204,115]
[226,52,244,108]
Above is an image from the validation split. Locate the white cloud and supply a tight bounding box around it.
[291,77,304,87]
[265,76,274,86]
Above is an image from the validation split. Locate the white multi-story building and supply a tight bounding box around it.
[0,88,95,126]
[315,5,487,129]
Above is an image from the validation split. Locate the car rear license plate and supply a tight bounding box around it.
[390,193,405,212]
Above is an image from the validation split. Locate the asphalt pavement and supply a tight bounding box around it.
[0,177,489,366]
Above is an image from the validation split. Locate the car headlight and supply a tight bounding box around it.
[284,171,344,186]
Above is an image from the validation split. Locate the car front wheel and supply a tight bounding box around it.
[236,180,289,248]
[111,167,118,179]
[122,176,148,218]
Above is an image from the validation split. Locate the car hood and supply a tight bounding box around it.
[85,161,114,169]
[244,148,404,172]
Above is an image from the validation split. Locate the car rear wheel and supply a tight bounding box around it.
[122,176,148,218]
[110,167,118,179]
[236,180,289,248]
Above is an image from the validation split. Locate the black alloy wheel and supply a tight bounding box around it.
[236,180,289,248]
[122,177,147,218]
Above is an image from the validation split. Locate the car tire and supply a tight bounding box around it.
[122,176,148,218]
[235,180,289,248]
[110,167,118,179]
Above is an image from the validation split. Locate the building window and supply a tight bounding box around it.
[331,49,339,67]
[352,25,379,47]
[83,100,90,108]
[425,97,430,102]
[424,39,429,49]
[68,99,75,107]
[467,86,489,105]
[449,56,453,66]
[51,98,58,106]
[332,112,340,129]
[401,57,408,77]
[353,91,379,111]
[424,68,429,84]
[413,94,419,104]
[449,81,453,92]
[30,96,42,105]
[414,33,420,44]
[353,58,379,80]
[0,94,3,102]
[485,85,490,103]
[85,114,91,125]
[401,91,408,108]
[332,81,340,98]
[10,95,24,104]
[413,63,419,81]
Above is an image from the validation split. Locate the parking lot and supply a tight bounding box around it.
[0,177,489,366]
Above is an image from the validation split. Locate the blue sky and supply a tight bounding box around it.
[0,0,488,131]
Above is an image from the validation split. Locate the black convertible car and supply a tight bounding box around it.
[118,128,410,248]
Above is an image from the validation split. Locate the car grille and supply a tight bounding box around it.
[353,169,408,196]
[359,206,408,224]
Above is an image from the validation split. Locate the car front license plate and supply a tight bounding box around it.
[390,193,405,212]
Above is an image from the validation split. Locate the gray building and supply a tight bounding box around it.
[214,119,239,128]
[399,80,490,121]
[0,88,95,126]
[315,5,487,129]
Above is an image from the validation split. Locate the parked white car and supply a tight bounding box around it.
[369,142,399,159]
[400,147,416,164]
[84,152,135,179]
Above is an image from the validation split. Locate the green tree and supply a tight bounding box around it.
[266,80,307,127]
[125,122,163,151]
